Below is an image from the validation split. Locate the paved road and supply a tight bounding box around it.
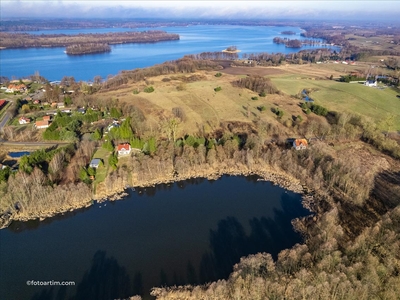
[0,100,13,132]
[0,140,71,147]
[0,112,11,132]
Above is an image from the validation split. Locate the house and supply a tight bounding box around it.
[33,99,41,105]
[6,83,26,93]
[57,102,65,109]
[77,108,86,114]
[89,158,101,169]
[35,120,50,129]
[43,115,51,122]
[51,102,57,108]
[293,139,308,150]
[117,143,132,156]
[19,117,31,124]
[105,123,120,133]
[364,80,377,87]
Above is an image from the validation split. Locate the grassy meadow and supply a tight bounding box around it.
[271,74,400,130]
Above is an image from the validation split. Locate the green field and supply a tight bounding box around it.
[92,147,110,186]
[271,75,400,130]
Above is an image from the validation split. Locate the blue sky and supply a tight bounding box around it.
[1,0,399,21]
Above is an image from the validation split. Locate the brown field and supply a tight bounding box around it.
[346,34,400,52]
[98,70,310,137]
[97,61,400,138]
[221,65,285,76]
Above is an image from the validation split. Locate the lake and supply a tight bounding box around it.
[0,175,310,300]
[0,25,339,81]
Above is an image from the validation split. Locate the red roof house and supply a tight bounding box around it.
[293,139,308,150]
[117,143,132,156]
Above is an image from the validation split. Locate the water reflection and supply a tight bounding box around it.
[8,206,93,234]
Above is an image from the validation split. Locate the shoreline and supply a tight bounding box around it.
[0,165,314,230]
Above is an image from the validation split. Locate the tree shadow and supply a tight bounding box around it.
[29,250,135,300]
[73,250,132,300]
[198,192,310,283]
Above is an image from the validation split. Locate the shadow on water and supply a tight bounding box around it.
[135,177,206,197]
[152,192,309,289]
[198,192,308,283]
[30,250,135,300]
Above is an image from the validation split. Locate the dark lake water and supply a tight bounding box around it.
[0,25,339,81]
[7,151,32,158]
[0,175,310,300]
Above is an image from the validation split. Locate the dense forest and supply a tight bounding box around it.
[0,31,180,49]
[65,43,111,55]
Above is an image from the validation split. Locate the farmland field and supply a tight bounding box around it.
[271,74,400,130]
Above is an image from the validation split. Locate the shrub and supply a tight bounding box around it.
[259,91,266,97]
[108,152,118,170]
[296,115,303,122]
[251,96,259,101]
[284,119,293,127]
[176,83,186,91]
[214,86,222,92]
[215,73,222,77]
[257,105,267,112]
[274,107,284,118]
[102,139,114,151]
[132,89,140,94]
[144,86,154,93]
[310,103,328,116]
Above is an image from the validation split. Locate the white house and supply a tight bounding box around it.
[19,117,31,124]
[89,158,101,168]
[117,143,132,156]
[364,80,377,87]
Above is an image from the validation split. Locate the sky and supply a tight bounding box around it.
[1,0,399,22]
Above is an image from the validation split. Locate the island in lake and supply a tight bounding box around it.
[222,45,241,53]
[65,43,111,55]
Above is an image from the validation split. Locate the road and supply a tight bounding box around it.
[0,112,11,132]
[0,140,71,147]
[0,100,13,132]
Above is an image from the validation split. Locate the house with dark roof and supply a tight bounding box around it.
[89,158,101,169]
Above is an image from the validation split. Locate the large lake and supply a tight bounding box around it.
[0,25,338,81]
[0,175,310,300]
